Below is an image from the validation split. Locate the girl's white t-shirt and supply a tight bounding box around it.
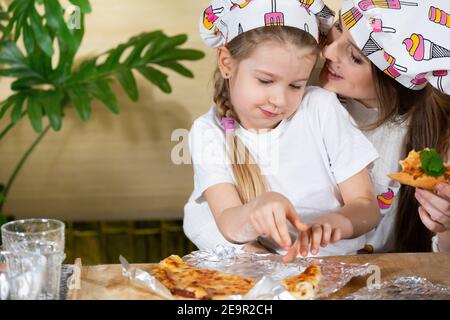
[184,86,379,256]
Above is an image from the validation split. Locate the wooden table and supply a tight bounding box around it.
[66,252,450,300]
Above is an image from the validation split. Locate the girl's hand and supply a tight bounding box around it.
[249,192,309,250]
[415,183,450,233]
[283,223,342,262]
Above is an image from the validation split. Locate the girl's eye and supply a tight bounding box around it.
[334,21,343,32]
[290,84,302,90]
[258,78,272,84]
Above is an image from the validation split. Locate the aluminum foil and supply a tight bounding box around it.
[119,255,174,300]
[344,276,450,300]
[119,246,374,300]
[183,246,373,299]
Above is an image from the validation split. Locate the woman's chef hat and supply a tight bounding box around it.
[341,0,450,94]
[200,0,335,48]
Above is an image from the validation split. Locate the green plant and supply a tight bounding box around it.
[0,3,7,34]
[0,0,204,216]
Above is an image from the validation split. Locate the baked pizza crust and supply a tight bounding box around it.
[388,172,449,190]
[282,264,321,300]
[151,255,256,299]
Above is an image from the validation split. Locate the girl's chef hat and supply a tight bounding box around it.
[341,0,450,94]
[200,0,335,48]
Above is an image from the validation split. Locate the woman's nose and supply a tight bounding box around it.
[322,41,340,63]
[321,30,342,62]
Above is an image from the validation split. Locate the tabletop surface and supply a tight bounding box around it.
[66,252,450,300]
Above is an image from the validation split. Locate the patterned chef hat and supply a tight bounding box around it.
[200,0,335,48]
[341,0,450,95]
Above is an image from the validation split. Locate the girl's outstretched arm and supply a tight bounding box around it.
[316,167,380,239]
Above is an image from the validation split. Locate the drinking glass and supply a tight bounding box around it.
[1,219,65,300]
[0,250,46,300]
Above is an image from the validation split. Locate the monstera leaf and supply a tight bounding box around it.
[0,0,204,133]
[0,3,8,34]
[0,0,204,215]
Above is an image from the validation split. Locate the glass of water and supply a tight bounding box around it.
[0,250,46,300]
[1,219,66,300]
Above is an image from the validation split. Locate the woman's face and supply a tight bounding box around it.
[319,14,378,108]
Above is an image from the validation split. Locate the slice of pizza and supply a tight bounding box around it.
[388,148,450,190]
[150,255,256,300]
[151,255,323,300]
[282,264,322,300]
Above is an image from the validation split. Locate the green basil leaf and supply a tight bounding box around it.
[420,148,446,177]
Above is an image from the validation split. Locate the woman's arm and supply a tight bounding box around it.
[204,184,307,247]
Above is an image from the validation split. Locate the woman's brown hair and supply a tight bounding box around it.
[214,26,319,204]
[370,65,450,252]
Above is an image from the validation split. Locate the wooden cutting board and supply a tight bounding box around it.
[66,252,450,300]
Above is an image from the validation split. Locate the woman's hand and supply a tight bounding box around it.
[282,224,342,262]
[248,192,309,250]
[415,183,450,233]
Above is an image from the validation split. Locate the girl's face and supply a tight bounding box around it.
[218,41,317,130]
[319,14,378,108]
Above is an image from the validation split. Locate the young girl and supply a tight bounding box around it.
[184,0,380,260]
[319,0,450,253]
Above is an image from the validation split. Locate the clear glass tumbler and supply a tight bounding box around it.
[0,250,46,300]
[1,219,65,300]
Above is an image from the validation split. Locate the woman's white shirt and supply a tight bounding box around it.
[343,98,408,253]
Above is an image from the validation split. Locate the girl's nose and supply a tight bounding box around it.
[268,89,287,110]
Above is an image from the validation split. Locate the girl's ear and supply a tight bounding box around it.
[217,46,235,79]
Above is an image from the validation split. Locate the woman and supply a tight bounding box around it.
[319,0,450,253]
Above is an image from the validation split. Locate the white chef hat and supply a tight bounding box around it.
[341,0,450,95]
[199,0,335,48]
